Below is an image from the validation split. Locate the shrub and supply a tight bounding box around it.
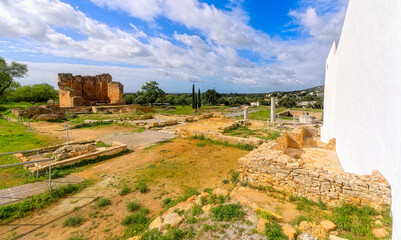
[200,196,206,206]
[119,186,132,196]
[230,170,240,185]
[121,208,150,226]
[222,179,229,184]
[96,197,111,207]
[217,194,226,204]
[136,181,149,193]
[265,221,288,240]
[66,234,85,240]
[196,142,205,147]
[192,205,203,216]
[126,201,140,212]
[63,216,84,227]
[211,204,244,221]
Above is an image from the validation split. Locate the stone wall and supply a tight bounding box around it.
[279,110,323,121]
[239,135,392,208]
[58,73,124,107]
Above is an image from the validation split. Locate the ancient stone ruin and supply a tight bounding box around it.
[58,73,124,107]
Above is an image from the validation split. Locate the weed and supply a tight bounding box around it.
[96,197,111,207]
[126,201,140,212]
[256,209,275,221]
[265,221,288,240]
[122,208,150,237]
[200,196,206,206]
[217,195,226,204]
[290,215,313,226]
[66,234,85,240]
[210,204,244,221]
[0,180,92,224]
[230,170,240,185]
[190,135,255,151]
[192,205,203,216]
[203,188,213,194]
[222,179,229,184]
[63,216,84,227]
[119,186,132,196]
[196,142,206,147]
[136,181,149,193]
[96,141,111,148]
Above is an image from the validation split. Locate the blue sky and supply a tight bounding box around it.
[0,0,348,93]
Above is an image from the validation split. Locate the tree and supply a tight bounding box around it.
[203,89,221,105]
[0,57,28,97]
[278,96,297,108]
[198,89,201,108]
[139,81,165,107]
[192,84,197,109]
[13,84,58,103]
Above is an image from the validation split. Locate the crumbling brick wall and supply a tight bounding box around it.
[58,73,124,107]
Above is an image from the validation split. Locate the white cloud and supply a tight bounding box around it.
[0,0,349,91]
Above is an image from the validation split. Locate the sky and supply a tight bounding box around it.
[0,0,349,93]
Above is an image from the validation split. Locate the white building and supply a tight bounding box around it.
[321,1,401,238]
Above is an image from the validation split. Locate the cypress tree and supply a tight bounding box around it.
[192,84,196,109]
[198,89,201,108]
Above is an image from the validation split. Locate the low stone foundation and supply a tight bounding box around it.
[239,128,391,208]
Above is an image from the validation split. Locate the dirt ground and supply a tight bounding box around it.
[0,135,250,240]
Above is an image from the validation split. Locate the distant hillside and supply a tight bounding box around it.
[267,85,324,95]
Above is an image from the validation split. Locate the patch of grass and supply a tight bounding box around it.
[190,135,255,151]
[210,204,244,221]
[71,121,114,129]
[222,179,229,184]
[63,216,84,227]
[136,181,149,193]
[95,141,111,148]
[96,197,111,207]
[290,215,313,226]
[142,227,195,240]
[203,188,213,194]
[230,170,240,185]
[144,138,176,151]
[126,201,141,212]
[122,208,150,237]
[265,221,288,240]
[163,188,199,210]
[0,180,92,224]
[332,204,378,238]
[66,234,85,240]
[196,142,206,147]
[256,209,275,221]
[119,186,132,196]
[192,205,203,216]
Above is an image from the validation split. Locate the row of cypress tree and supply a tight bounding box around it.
[192,84,201,109]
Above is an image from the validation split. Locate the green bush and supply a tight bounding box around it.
[121,208,150,226]
[192,205,203,216]
[222,179,229,184]
[210,204,244,221]
[230,170,240,185]
[96,197,111,207]
[265,221,288,240]
[126,201,140,212]
[63,216,84,227]
[136,181,149,193]
[119,186,132,196]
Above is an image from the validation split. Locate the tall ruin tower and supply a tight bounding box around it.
[58,73,124,107]
[321,1,401,238]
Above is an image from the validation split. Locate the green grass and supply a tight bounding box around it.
[143,138,176,151]
[136,181,149,193]
[163,188,200,210]
[160,105,202,115]
[223,125,281,141]
[126,201,140,212]
[96,197,111,207]
[0,118,52,189]
[265,221,288,240]
[119,186,132,196]
[0,179,93,224]
[210,204,244,221]
[71,121,114,129]
[66,234,85,240]
[189,135,255,151]
[63,215,84,227]
[96,141,111,148]
[122,208,150,237]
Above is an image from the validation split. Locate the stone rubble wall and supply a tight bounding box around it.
[279,110,323,121]
[239,140,392,208]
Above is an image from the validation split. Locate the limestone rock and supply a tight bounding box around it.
[162,213,183,228]
[148,216,163,230]
[127,237,142,240]
[202,204,212,212]
[320,220,336,232]
[212,188,229,196]
[53,144,97,161]
[33,113,66,121]
[298,221,327,239]
[329,231,339,236]
[372,228,389,238]
[329,235,348,240]
[281,223,296,239]
[297,232,319,240]
[257,218,268,233]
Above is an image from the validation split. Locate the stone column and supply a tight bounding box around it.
[271,97,276,122]
[244,107,249,120]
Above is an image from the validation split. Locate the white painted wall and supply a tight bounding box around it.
[322,1,401,238]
